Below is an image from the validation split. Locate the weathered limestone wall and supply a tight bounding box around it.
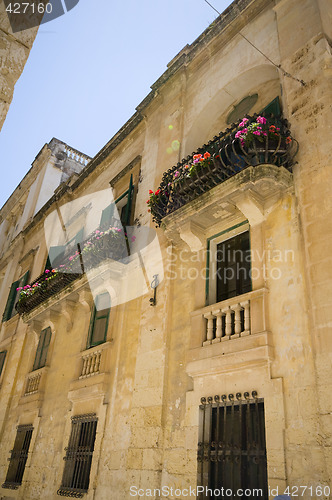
[0,2,40,132]
[275,0,332,482]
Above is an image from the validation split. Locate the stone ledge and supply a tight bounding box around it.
[186,331,274,377]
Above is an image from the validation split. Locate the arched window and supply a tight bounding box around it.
[87,293,111,348]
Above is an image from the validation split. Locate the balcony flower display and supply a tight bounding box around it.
[234,116,292,149]
[16,224,134,315]
[146,114,298,227]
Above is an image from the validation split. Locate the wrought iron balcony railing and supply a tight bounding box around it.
[149,114,298,226]
[16,224,130,315]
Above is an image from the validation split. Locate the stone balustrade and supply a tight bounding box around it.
[203,300,250,346]
[25,372,41,395]
[64,146,91,166]
[80,349,102,378]
[190,288,268,349]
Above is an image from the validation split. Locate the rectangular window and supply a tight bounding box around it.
[197,394,268,498]
[45,228,84,270]
[0,350,7,377]
[2,424,33,489]
[87,293,111,348]
[216,231,251,302]
[33,327,52,371]
[2,271,30,322]
[100,174,134,229]
[58,414,98,497]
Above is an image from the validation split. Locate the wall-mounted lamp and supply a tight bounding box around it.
[149,274,159,306]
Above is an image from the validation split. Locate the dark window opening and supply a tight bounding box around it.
[58,415,97,498]
[197,396,268,499]
[2,424,33,489]
[216,231,251,302]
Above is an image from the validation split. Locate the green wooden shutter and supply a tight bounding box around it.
[75,228,84,245]
[88,293,111,347]
[100,203,115,228]
[123,174,133,226]
[33,327,52,370]
[261,96,281,117]
[12,270,30,317]
[2,279,20,322]
[20,271,30,288]
[39,327,52,368]
[45,245,66,270]
[0,351,7,376]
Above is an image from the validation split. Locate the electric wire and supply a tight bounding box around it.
[203,0,306,86]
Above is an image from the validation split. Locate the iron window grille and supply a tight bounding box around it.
[2,424,33,489]
[197,392,268,499]
[57,414,98,498]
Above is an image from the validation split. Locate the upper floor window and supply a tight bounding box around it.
[33,327,52,371]
[207,226,251,305]
[87,293,111,348]
[0,350,7,378]
[216,231,251,302]
[58,414,97,497]
[2,271,30,322]
[45,228,84,271]
[2,424,34,490]
[100,174,134,229]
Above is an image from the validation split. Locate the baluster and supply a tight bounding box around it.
[95,351,101,373]
[222,307,232,339]
[240,300,250,335]
[87,354,93,375]
[203,312,215,346]
[212,309,223,343]
[230,304,243,338]
[82,356,89,377]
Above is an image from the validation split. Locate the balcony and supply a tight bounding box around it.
[16,225,129,316]
[68,342,111,401]
[186,289,273,377]
[149,114,298,227]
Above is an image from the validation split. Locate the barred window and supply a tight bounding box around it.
[2,424,33,489]
[197,392,268,499]
[58,414,97,498]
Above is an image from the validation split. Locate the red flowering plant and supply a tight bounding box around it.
[146,188,170,213]
[188,151,213,177]
[234,116,292,148]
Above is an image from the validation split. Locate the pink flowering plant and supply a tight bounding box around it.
[234,116,292,148]
[16,225,136,305]
[16,269,59,299]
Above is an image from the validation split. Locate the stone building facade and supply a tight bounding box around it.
[0,0,331,499]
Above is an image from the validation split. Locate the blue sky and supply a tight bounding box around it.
[0,0,232,207]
